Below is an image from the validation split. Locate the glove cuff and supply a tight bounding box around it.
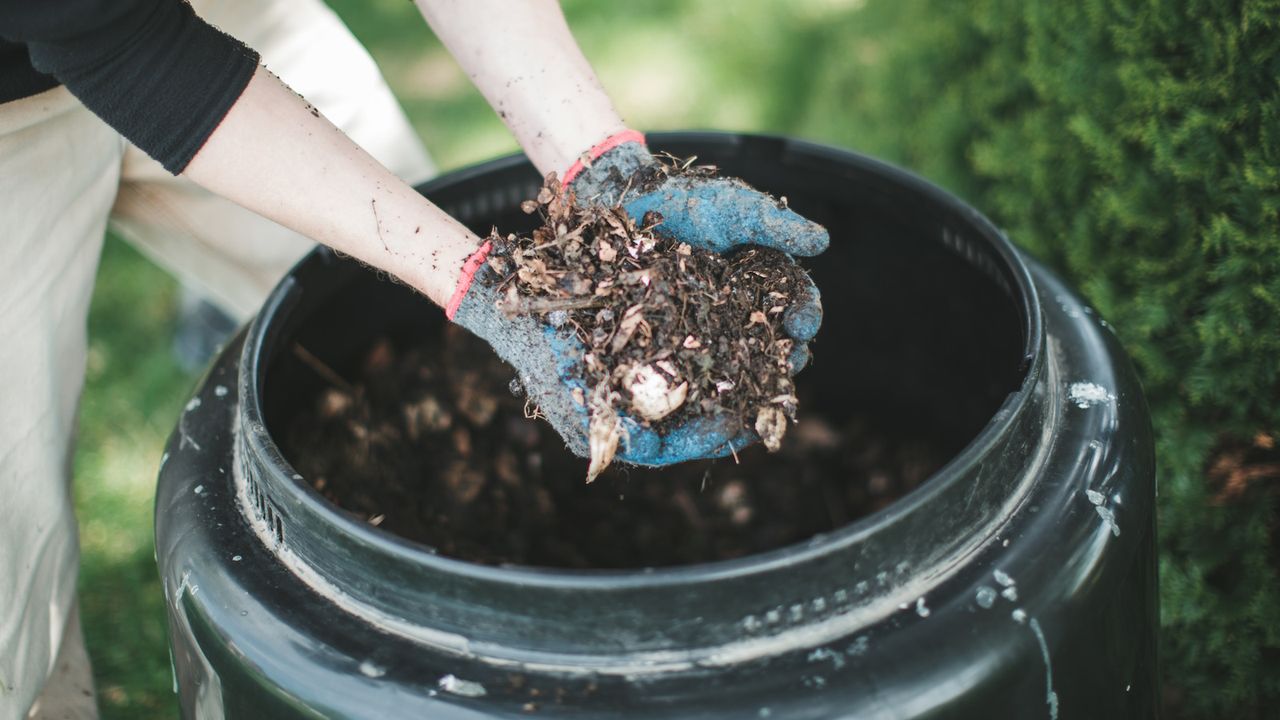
[562,129,648,185]
[445,240,493,321]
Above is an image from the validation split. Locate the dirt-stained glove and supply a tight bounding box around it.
[447,254,598,459]
[448,131,828,472]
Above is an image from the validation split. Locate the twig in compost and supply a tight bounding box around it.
[293,342,355,394]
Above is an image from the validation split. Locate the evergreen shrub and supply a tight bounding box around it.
[795,1,1280,715]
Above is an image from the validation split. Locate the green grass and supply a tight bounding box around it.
[75,237,190,719]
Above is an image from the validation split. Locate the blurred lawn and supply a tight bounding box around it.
[74,1,878,717]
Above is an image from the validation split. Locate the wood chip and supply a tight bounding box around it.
[611,304,645,353]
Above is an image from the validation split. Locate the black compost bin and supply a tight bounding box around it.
[155,133,1156,719]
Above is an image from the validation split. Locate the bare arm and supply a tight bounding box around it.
[182,66,481,307]
[414,0,627,175]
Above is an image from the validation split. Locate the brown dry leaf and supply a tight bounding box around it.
[586,385,624,483]
[554,271,588,296]
[611,304,646,353]
[443,460,486,504]
[456,378,498,426]
[486,255,511,276]
[622,363,689,422]
[602,208,629,236]
[403,394,451,439]
[755,406,788,452]
[516,258,558,292]
[598,241,618,263]
[320,389,352,418]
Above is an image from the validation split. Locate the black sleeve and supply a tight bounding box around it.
[0,0,260,174]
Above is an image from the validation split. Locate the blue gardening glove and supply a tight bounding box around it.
[448,253,595,456]
[451,242,690,477]
[565,131,827,460]
[451,248,804,478]
[450,131,828,475]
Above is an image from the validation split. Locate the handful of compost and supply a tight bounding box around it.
[448,136,827,481]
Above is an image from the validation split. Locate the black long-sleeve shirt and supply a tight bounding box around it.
[0,0,260,173]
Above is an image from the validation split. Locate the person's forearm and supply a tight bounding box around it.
[182,65,479,307]
[415,0,627,175]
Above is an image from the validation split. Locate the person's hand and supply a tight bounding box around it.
[566,131,826,369]
[447,245,605,468]
[449,132,827,472]
[561,130,828,465]
[449,247,794,476]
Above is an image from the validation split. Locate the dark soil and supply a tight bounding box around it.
[284,327,946,569]
[484,171,809,478]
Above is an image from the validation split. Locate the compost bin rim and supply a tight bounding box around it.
[237,132,1045,589]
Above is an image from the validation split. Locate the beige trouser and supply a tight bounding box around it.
[0,1,434,718]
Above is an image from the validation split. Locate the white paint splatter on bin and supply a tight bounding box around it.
[1095,505,1122,537]
[915,597,931,618]
[438,674,487,697]
[1068,382,1113,409]
[1029,618,1060,720]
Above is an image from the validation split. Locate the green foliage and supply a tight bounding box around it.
[796,0,1280,715]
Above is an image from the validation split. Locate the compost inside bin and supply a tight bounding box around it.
[283,321,951,569]
[267,160,1027,570]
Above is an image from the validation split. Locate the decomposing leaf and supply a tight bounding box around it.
[755,406,788,452]
[598,241,618,263]
[586,385,624,483]
[622,363,689,422]
[611,304,646,353]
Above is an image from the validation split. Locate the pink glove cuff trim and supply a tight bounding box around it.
[562,129,647,185]
[445,240,493,321]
